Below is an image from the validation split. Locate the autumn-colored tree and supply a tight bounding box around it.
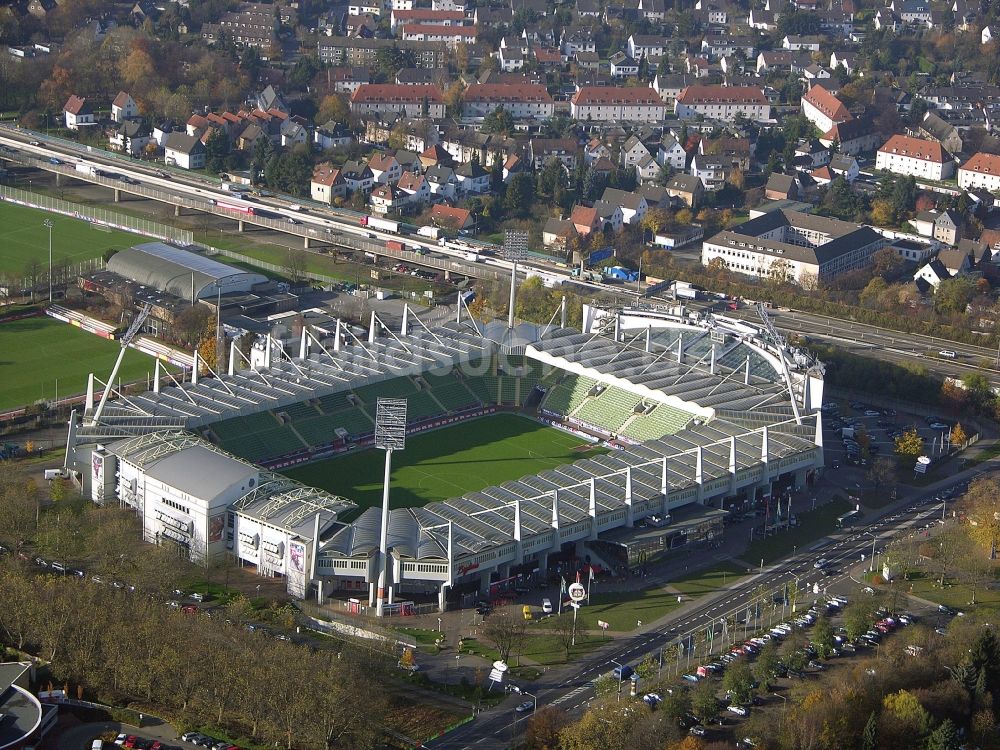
[317,93,349,126]
[523,706,571,750]
[940,380,969,412]
[894,429,924,460]
[665,737,706,750]
[958,476,1000,558]
[870,198,896,226]
[950,422,968,446]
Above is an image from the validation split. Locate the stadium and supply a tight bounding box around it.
[64,295,826,613]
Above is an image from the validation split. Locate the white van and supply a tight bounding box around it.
[939,350,957,359]
[542,598,553,614]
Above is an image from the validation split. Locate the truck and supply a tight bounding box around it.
[359,215,400,234]
[526,269,565,288]
[75,162,98,176]
[386,240,406,253]
[417,225,442,240]
[604,266,640,283]
[676,286,702,300]
[571,268,603,283]
[465,252,483,262]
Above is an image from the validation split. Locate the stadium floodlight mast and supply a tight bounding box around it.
[503,230,528,329]
[43,219,53,302]
[374,397,407,617]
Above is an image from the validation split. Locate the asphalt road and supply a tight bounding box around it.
[424,466,988,750]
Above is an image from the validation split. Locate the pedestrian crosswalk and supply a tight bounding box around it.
[551,682,593,705]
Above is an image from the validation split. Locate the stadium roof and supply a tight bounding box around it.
[321,410,818,560]
[107,431,259,500]
[77,318,493,441]
[106,242,268,300]
[233,472,356,538]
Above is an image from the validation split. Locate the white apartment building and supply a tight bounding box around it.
[800,85,851,134]
[674,85,770,122]
[570,87,667,122]
[958,152,1000,193]
[463,84,555,119]
[876,134,955,181]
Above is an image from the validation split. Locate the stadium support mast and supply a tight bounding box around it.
[755,303,802,425]
[374,398,407,617]
[89,302,153,426]
[504,231,528,329]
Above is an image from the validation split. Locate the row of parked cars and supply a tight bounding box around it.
[179,732,241,750]
[112,735,177,750]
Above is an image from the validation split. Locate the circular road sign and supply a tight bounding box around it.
[568,582,586,602]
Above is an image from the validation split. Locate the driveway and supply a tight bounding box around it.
[57,719,180,750]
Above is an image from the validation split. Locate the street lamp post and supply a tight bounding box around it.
[611,659,625,701]
[43,219,53,302]
[868,532,878,573]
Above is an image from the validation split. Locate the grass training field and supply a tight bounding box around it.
[0,315,159,411]
[284,414,606,515]
[0,200,144,274]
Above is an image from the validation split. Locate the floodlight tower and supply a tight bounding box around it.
[374,397,407,617]
[503,230,528,329]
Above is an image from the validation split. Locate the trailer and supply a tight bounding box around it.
[359,215,400,233]
[417,225,441,240]
[215,200,256,215]
[604,266,639,283]
[75,162,97,176]
[676,286,701,300]
[526,269,565,288]
[386,240,406,253]
[571,268,603,283]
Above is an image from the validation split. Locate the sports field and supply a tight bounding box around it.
[284,414,606,514]
[0,200,144,274]
[0,315,159,411]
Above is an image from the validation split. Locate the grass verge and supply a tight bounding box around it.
[743,498,852,565]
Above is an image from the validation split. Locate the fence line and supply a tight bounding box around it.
[0,184,194,245]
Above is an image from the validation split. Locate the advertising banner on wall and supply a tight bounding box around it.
[287,541,308,599]
[208,513,225,543]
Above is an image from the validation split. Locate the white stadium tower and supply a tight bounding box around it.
[63,299,826,613]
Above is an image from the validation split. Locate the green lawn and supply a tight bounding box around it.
[899,570,1000,612]
[0,315,158,410]
[744,498,852,565]
[284,415,606,514]
[0,200,144,274]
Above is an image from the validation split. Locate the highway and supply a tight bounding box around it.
[424,469,985,749]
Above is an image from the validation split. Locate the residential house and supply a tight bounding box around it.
[665,173,704,208]
[829,154,860,182]
[609,53,640,78]
[874,7,900,30]
[400,24,477,47]
[803,64,832,81]
[765,173,799,200]
[163,132,206,170]
[675,85,770,122]
[341,160,375,192]
[314,121,354,151]
[370,183,406,214]
[455,160,490,194]
[653,74,698,106]
[918,112,963,155]
[63,95,95,130]
[749,8,778,30]
[627,34,667,60]
[425,165,459,201]
[913,259,951,290]
[621,135,653,170]
[829,51,857,75]
[601,187,648,225]
[561,27,596,57]
[913,210,943,237]
[152,121,175,148]
[430,204,473,230]
[279,119,308,148]
[958,152,1000,194]
[691,153,728,190]
[420,144,452,169]
[111,91,138,123]
[938,245,973,274]
[585,138,613,166]
[571,87,667,123]
[876,134,955,181]
[893,0,933,26]
[109,119,152,156]
[701,33,756,60]
[201,6,279,52]
[795,140,831,168]
[801,85,852,134]
[658,137,687,171]
[782,35,822,51]
[933,210,963,246]
[396,171,430,204]
[635,183,670,208]
[983,26,995,44]
[389,8,465,32]
[543,217,578,250]
[819,117,881,155]
[349,84,446,118]
[311,163,347,203]
[463,84,555,119]
[369,153,402,184]
[529,138,579,170]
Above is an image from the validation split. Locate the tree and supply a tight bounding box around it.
[481,106,515,135]
[284,248,308,283]
[504,173,534,215]
[934,276,976,315]
[870,197,896,226]
[204,128,229,174]
[958,476,1000,558]
[895,429,924,461]
[950,422,968,447]
[752,640,780,688]
[868,456,894,490]
[861,711,878,750]
[317,94,349,126]
[811,614,835,659]
[524,706,571,750]
[722,659,755,705]
[926,719,961,750]
[691,679,719,724]
[880,689,931,747]
[481,609,526,664]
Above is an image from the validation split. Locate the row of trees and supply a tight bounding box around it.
[0,565,388,750]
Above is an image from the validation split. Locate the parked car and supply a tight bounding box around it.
[728,705,748,716]
[515,700,535,713]
[612,664,634,681]
[690,726,706,736]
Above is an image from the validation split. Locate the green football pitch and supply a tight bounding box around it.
[284,414,607,515]
[0,200,145,274]
[0,315,159,411]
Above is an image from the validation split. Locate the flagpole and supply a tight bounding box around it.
[558,576,566,617]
